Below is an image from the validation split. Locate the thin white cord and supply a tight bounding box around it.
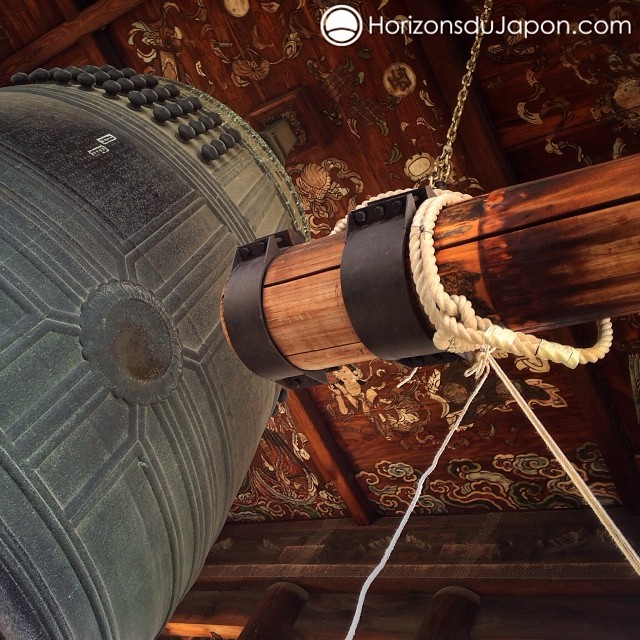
[344,353,492,640]
[488,354,640,576]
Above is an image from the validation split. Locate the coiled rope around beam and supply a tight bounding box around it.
[409,189,613,367]
[339,189,637,640]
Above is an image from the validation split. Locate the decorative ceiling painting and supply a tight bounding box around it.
[102,0,640,524]
[228,404,349,522]
[308,356,620,517]
[451,0,640,179]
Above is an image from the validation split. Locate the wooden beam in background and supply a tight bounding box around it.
[51,0,106,66]
[288,390,376,526]
[0,0,143,84]
[197,511,640,596]
[405,0,515,190]
[162,591,640,640]
[415,587,480,640]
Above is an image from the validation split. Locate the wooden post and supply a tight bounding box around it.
[247,155,640,371]
[415,587,481,640]
[237,582,309,640]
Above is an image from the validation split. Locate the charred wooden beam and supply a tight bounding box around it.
[288,390,376,526]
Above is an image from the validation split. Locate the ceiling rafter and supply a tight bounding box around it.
[288,389,377,526]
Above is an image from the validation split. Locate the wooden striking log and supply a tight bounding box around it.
[251,155,640,372]
[415,587,480,640]
[237,582,309,640]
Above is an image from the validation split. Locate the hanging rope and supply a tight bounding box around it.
[344,349,494,640]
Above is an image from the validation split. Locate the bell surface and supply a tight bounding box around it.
[0,77,304,639]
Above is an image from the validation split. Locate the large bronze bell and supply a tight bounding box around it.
[0,71,304,639]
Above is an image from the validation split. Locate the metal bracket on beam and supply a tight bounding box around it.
[223,229,327,390]
[340,187,455,365]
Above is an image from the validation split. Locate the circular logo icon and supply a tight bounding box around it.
[321,5,363,47]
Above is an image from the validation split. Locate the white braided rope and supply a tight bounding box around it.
[488,354,640,576]
[409,190,613,368]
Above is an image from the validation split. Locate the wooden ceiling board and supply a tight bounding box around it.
[97,0,640,523]
[0,0,63,55]
[448,0,640,179]
[309,356,621,516]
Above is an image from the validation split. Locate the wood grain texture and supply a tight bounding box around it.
[261,155,640,370]
[263,250,374,368]
[433,154,640,249]
[0,0,144,84]
[263,231,375,368]
[52,0,106,66]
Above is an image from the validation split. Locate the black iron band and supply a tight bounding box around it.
[223,229,327,389]
[340,187,444,363]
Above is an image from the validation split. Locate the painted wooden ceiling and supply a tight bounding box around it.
[106,0,640,523]
[2,0,640,525]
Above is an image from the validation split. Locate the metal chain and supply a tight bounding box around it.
[429,0,494,186]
